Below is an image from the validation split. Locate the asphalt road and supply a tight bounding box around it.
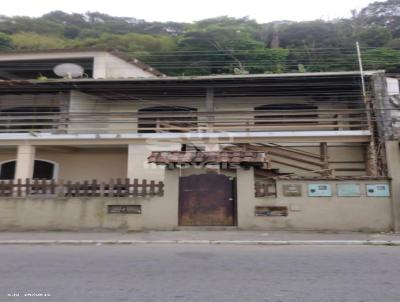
[0,244,400,302]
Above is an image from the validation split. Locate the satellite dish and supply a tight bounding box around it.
[390,95,400,108]
[53,63,84,79]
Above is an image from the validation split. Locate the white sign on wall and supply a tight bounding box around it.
[386,78,400,96]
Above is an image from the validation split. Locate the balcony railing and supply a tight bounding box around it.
[0,109,370,133]
[0,178,164,198]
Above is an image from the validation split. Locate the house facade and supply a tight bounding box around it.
[0,49,398,232]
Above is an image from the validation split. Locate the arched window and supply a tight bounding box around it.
[0,159,57,180]
[138,106,197,133]
[254,104,318,125]
[0,107,60,132]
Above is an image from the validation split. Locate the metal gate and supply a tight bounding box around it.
[179,174,236,226]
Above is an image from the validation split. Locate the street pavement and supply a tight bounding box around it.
[1,244,400,302]
[0,230,399,242]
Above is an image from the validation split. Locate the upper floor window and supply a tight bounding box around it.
[254,104,318,125]
[138,106,197,133]
[0,107,60,132]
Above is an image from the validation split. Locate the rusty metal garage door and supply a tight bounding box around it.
[179,174,235,226]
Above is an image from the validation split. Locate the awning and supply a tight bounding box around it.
[148,151,271,169]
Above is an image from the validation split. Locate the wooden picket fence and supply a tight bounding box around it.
[0,178,164,198]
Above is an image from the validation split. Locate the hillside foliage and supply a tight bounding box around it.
[0,0,399,75]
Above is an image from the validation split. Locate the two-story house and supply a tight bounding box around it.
[0,48,397,232]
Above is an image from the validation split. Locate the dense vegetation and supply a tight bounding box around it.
[0,0,399,75]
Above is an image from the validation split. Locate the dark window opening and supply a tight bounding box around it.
[254,104,318,125]
[0,160,55,180]
[0,161,16,180]
[0,58,93,80]
[0,107,60,132]
[33,160,55,180]
[138,106,197,133]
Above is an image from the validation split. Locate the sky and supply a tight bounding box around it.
[2,0,381,23]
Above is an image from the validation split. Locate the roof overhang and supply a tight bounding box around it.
[0,71,381,99]
[0,130,372,146]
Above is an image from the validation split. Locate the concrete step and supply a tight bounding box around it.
[177,226,239,231]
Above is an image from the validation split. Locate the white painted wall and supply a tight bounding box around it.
[0,51,157,79]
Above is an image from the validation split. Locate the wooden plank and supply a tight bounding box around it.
[271,159,324,174]
[158,181,164,196]
[133,179,139,197]
[142,179,147,197]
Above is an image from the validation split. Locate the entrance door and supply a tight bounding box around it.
[179,174,235,226]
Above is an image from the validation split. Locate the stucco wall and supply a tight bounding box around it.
[237,168,392,232]
[0,148,127,182]
[94,53,156,79]
[0,167,393,231]
[0,169,179,231]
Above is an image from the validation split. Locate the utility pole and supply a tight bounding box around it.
[356,41,367,99]
[356,41,379,176]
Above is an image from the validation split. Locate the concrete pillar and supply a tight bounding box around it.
[162,168,180,228]
[236,167,255,229]
[385,140,400,232]
[15,145,36,180]
[93,54,107,79]
[206,87,214,133]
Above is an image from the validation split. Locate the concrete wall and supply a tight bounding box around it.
[0,167,393,231]
[237,168,392,232]
[69,91,111,133]
[94,53,156,79]
[0,169,179,231]
[0,51,156,79]
[385,140,400,232]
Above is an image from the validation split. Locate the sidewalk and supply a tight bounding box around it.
[0,230,399,245]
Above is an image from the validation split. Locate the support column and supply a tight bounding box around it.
[93,54,107,79]
[320,142,331,176]
[365,142,379,176]
[205,87,220,151]
[15,145,36,180]
[206,87,214,133]
[236,167,255,229]
[385,140,400,232]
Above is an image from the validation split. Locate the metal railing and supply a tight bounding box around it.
[0,109,370,133]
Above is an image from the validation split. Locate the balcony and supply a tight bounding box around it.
[0,108,369,134]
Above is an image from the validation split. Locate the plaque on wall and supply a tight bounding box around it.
[366,184,390,197]
[337,184,361,197]
[282,184,302,197]
[308,184,332,197]
[255,206,288,217]
[108,205,142,214]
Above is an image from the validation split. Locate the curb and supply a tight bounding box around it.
[0,240,399,246]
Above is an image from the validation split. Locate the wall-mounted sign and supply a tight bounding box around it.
[337,184,361,197]
[108,205,142,214]
[255,206,288,217]
[282,184,302,197]
[366,184,390,197]
[308,184,332,197]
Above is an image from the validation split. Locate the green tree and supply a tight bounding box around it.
[356,26,392,47]
[0,32,13,50]
[11,32,69,50]
[176,16,288,75]
[355,0,400,37]
[362,47,400,71]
